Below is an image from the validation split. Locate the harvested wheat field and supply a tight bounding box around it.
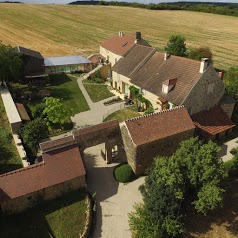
[0,4,238,69]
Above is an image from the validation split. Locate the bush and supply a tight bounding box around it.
[114,164,135,183]
[144,106,154,115]
[224,155,238,177]
[0,128,12,143]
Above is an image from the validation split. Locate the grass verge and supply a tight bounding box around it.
[83,83,114,102]
[0,189,87,238]
[104,106,140,123]
[0,97,22,175]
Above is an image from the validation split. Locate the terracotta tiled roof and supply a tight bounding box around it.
[130,52,202,105]
[112,45,155,78]
[15,103,30,121]
[88,54,105,64]
[192,105,235,139]
[100,33,149,56]
[40,135,76,153]
[73,120,119,139]
[125,106,195,146]
[17,46,44,60]
[100,34,135,56]
[0,145,85,202]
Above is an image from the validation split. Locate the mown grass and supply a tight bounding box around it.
[104,106,140,123]
[0,97,22,174]
[0,189,87,238]
[83,83,114,102]
[29,74,89,115]
[0,4,237,69]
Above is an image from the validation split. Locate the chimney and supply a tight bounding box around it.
[199,58,210,73]
[164,52,170,61]
[136,32,141,41]
[118,31,124,37]
[218,70,224,80]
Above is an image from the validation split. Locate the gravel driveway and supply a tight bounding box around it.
[83,144,144,238]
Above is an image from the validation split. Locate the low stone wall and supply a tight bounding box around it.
[80,194,92,238]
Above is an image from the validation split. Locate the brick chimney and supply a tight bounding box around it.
[199,58,210,73]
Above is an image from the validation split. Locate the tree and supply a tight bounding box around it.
[0,42,23,85]
[189,46,213,61]
[129,138,227,237]
[164,34,187,57]
[224,67,238,101]
[43,97,72,128]
[19,118,49,156]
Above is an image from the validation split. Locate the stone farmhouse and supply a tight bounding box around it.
[100,31,150,66]
[111,44,225,115]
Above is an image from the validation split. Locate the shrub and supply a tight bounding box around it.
[230,147,238,155]
[144,106,154,115]
[0,128,12,143]
[114,164,135,183]
[224,155,238,177]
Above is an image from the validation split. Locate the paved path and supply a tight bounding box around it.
[70,74,124,128]
[84,144,144,238]
[219,137,238,162]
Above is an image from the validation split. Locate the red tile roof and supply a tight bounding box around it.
[0,144,85,202]
[192,105,235,139]
[100,33,136,56]
[130,52,202,105]
[112,45,155,78]
[125,106,195,146]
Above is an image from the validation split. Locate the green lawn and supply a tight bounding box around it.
[0,97,22,174]
[104,106,140,123]
[0,189,87,238]
[28,74,89,115]
[83,83,114,102]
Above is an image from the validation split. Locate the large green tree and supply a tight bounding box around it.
[224,67,238,101]
[164,34,187,57]
[0,42,23,85]
[129,138,227,237]
[43,97,72,128]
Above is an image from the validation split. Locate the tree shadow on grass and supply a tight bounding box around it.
[49,88,73,101]
[184,177,238,238]
[49,73,72,86]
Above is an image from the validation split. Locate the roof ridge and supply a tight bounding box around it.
[0,162,45,178]
[129,47,156,77]
[125,106,185,122]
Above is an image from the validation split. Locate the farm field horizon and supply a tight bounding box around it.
[0,4,238,69]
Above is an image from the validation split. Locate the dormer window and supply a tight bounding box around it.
[162,78,177,94]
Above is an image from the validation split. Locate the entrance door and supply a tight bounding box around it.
[115,81,117,89]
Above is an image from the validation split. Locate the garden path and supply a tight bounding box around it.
[70,74,124,128]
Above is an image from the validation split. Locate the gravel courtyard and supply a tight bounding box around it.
[83,144,144,238]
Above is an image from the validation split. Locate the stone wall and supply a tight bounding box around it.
[120,122,138,172]
[1,176,86,214]
[183,65,225,114]
[121,123,195,175]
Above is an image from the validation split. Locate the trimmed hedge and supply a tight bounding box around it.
[114,164,135,183]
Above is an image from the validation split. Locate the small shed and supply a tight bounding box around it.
[44,56,93,74]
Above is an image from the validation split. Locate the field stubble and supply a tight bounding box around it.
[0,4,238,69]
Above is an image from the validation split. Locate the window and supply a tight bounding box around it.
[207,83,214,94]
[117,73,120,83]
